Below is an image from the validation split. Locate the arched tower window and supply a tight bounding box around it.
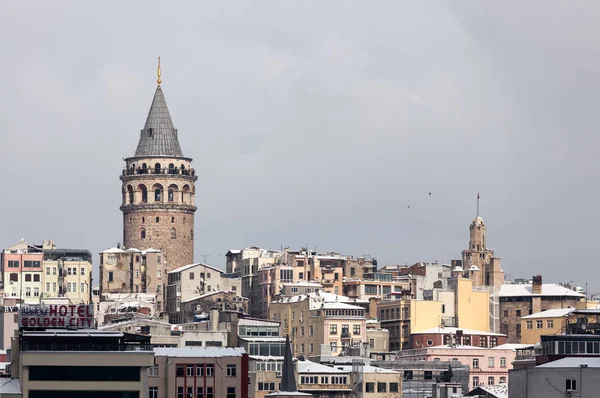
[142,217,145,223]
[152,184,164,202]
[154,163,161,174]
[168,163,176,174]
[141,229,146,240]
[156,217,160,223]
[138,184,148,203]
[171,217,175,223]
[168,189,174,201]
[170,228,176,239]
[141,163,148,174]
[191,229,194,240]
[182,185,190,204]
[127,185,134,204]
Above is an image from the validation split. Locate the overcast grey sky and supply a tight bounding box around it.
[1,1,599,290]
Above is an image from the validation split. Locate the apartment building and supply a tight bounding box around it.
[296,359,352,397]
[166,262,241,323]
[343,272,412,302]
[150,347,248,398]
[2,240,92,305]
[269,291,368,357]
[13,329,155,398]
[519,308,573,344]
[99,246,164,298]
[499,275,584,343]
[338,364,402,397]
[42,247,93,304]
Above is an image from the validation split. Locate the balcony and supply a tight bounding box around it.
[122,168,196,177]
[322,279,334,286]
[341,332,351,340]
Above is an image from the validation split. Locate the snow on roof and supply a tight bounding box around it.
[98,318,171,330]
[142,248,161,254]
[228,249,242,254]
[428,345,484,350]
[0,378,21,394]
[316,255,347,261]
[537,356,600,368]
[297,359,348,374]
[467,384,508,398]
[272,290,368,309]
[283,282,322,288]
[181,290,229,303]
[240,337,286,343]
[521,308,574,319]
[250,355,285,361]
[322,302,366,310]
[154,347,246,358]
[168,262,224,274]
[101,247,127,254]
[494,343,535,350]
[499,284,584,298]
[337,365,398,374]
[413,327,506,337]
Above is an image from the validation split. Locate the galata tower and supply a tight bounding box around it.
[120,59,197,270]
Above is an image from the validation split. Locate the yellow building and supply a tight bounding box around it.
[520,308,573,344]
[42,249,93,304]
[453,277,489,332]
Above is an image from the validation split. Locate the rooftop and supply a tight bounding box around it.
[412,327,506,337]
[521,308,574,319]
[168,262,224,275]
[537,356,600,368]
[297,360,347,374]
[154,347,246,358]
[337,365,398,374]
[466,384,507,398]
[133,86,184,158]
[499,283,584,298]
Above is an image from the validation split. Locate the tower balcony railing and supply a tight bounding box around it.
[122,168,196,177]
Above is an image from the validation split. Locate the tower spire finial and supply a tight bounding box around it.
[477,192,480,217]
[157,57,162,86]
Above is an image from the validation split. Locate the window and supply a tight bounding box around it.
[365,383,375,393]
[377,382,387,392]
[226,387,235,398]
[309,343,313,352]
[566,379,577,391]
[46,282,50,292]
[156,216,160,223]
[46,267,50,275]
[516,309,522,317]
[226,364,237,377]
[148,366,158,377]
[108,272,114,282]
[154,189,161,201]
[196,387,204,397]
[189,272,194,280]
[24,260,40,267]
[473,376,479,387]
[149,386,158,398]
[479,337,488,348]
[280,269,293,282]
[25,287,31,297]
[53,282,57,292]
[499,377,506,384]
[310,326,314,336]
[442,304,446,314]
[81,283,85,293]
[53,267,57,275]
[33,287,39,297]
[206,365,214,376]
[8,260,19,268]
[170,228,176,239]
[472,358,479,368]
[390,382,399,392]
[141,229,146,240]
[353,325,360,335]
[176,365,184,377]
[177,387,184,398]
[503,310,508,317]
[186,365,194,377]
[25,274,32,282]
[370,338,375,349]
[424,371,433,380]
[330,324,337,335]
[536,320,543,329]
[488,357,495,368]
[488,376,494,385]
[547,319,554,328]
[526,320,532,329]
[330,342,337,352]
[500,357,506,368]
[187,387,193,398]
[490,336,498,347]
[9,273,18,282]
[168,189,174,201]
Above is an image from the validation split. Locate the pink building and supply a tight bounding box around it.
[396,344,522,389]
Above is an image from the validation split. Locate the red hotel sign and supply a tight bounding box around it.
[18,304,95,329]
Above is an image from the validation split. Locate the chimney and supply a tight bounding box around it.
[532,275,542,295]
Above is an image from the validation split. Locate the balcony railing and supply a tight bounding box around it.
[122,168,196,177]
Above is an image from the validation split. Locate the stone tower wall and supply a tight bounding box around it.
[120,156,197,271]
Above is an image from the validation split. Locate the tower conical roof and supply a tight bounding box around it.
[281,334,297,392]
[133,86,184,158]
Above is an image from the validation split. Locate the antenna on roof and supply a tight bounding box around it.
[477,192,480,217]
